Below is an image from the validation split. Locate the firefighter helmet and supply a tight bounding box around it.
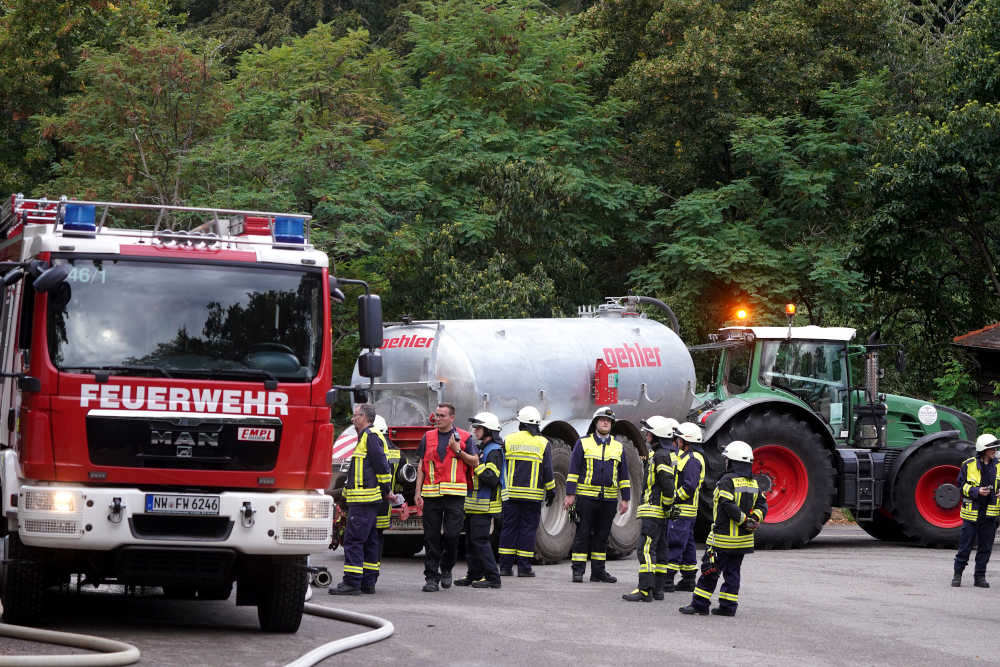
[372,415,388,434]
[470,411,502,433]
[722,440,754,463]
[976,433,999,452]
[517,405,542,425]
[640,416,680,439]
[677,421,703,444]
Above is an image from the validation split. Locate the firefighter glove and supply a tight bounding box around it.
[545,489,556,506]
[668,505,681,520]
[743,517,759,532]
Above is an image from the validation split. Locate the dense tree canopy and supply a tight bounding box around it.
[3,0,1000,417]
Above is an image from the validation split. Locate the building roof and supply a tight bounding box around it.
[953,322,1000,350]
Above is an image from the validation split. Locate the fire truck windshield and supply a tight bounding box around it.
[46,259,324,382]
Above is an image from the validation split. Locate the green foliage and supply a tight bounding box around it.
[0,0,173,194]
[631,76,882,342]
[946,0,1000,104]
[370,0,656,318]
[933,357,1000,433]
[36,31,228,203]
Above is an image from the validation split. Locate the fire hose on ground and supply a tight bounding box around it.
[0,585,394,667]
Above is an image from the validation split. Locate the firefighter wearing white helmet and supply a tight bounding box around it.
[455,412,506,588]
[679,440,767,617]
[498,405,554,577]
[565,406,631,583]
[952,433,1000,588]
[624,416,677,602]
[665,421,706,593]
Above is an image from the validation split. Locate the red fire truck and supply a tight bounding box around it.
[0,194,381,632]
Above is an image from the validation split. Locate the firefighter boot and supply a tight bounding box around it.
[951,567,963,587]
[652,574,666,601]
[622,588,652,602]
[675,571,697,592]
[661,571,676,593]
[974,575,990,588]
[572,564,585,583]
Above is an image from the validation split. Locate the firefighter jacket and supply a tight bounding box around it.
[377,435,402,529]
[504,430,555,502]
[673,446,705,518]
[565,434,631,501]
[705,464,768,553]
[465,439,506,515]
[637,445,675,519]
[958,456,1000,521]
[420,428,473,497]
[344,426,391,505]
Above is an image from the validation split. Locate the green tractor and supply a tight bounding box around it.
[690,321,976,548]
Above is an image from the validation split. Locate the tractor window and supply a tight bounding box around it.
[723,344,751,395]
[758,340,848,428]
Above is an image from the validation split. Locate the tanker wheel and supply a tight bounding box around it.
[535,438,575,563]
[857,509,913,543]
[715,410,834,548]
[891,439,972,547]
[607,435,642,559]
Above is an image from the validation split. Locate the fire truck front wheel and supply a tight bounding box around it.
[0,533,46,625]
[256,555,307,633]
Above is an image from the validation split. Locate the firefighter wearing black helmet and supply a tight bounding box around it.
[564,406,630,583]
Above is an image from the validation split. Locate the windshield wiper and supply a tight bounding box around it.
[180,367,279,389]
[61,365,173,379]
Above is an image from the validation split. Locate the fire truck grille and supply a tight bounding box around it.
[115,546,235,585]
[279,527,329,543]
[23,519,79,536]
[86,414,281,471]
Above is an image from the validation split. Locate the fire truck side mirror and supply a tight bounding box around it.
[358,351,383,379]
[2,267,24,286]
[358,294,383,349]
[326,388,337,407]
[33,264,69,293]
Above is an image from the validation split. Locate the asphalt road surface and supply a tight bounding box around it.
[3,525,999,666]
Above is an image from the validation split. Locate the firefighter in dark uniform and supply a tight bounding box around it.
[499,405,554,577]
[564,406,630,584]
[679,440,766,616]
[665,421,706,593]
[329,403,391,595]
[952,433,1000,588]
[372,415,406,588]
[415,402,479,592]
[456,411,506,589]
[624,416,677,602]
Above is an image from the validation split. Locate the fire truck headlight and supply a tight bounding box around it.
[53,491,75,513]
[285,498,306,520]
[24,489,78,513]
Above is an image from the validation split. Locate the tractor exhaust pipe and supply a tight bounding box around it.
[857,331,887,449]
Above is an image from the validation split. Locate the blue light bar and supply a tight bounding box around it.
[273,217,306,244]
[63,203,96,232]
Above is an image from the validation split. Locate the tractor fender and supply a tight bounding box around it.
[886,430,961,496]
[701,396,838,453]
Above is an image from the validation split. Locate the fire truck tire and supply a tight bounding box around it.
[891,439,972,547]
[607,436,642,558]
[857,510,913,543]
[535,439,575,563]
[714,410,835,549]
[0,533,45,625]
[257,555,307,633]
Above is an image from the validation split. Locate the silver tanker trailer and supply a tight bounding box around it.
[331,297,696,561]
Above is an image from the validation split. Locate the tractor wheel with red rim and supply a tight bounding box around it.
[891,439,972,547]
[711,410,835,548]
